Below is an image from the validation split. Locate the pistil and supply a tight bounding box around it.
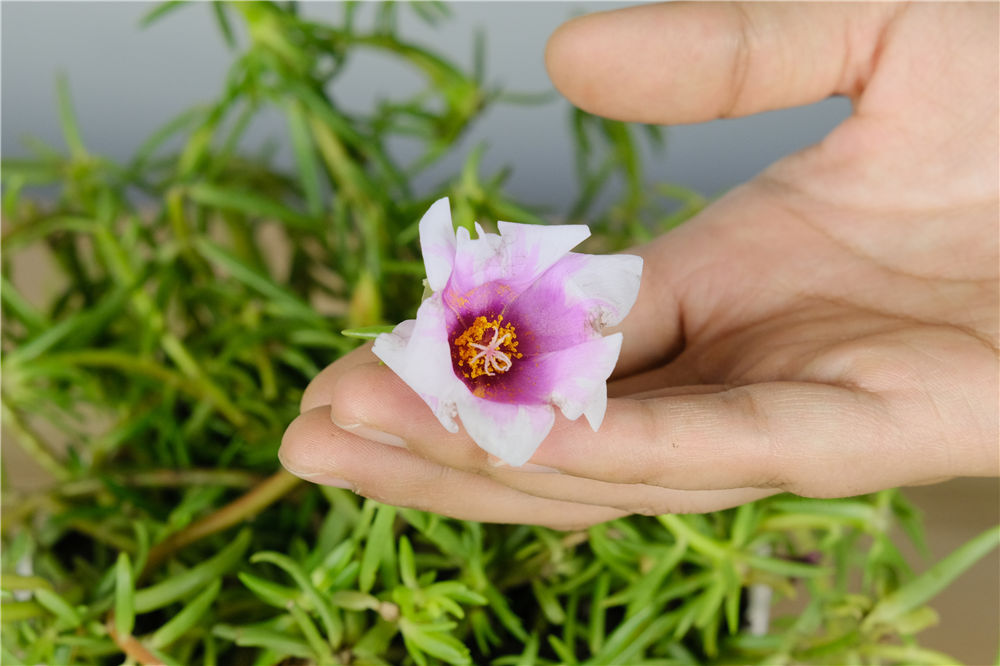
[453,315,522,379]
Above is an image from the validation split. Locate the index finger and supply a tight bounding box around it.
[300,341,378,413]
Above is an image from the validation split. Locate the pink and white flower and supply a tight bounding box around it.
[373,198,642,466]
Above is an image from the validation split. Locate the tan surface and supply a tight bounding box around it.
[902,478,1000,665]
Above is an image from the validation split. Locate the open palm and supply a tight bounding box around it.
[281,3,998,528]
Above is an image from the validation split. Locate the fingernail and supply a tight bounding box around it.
[313,476,357,491]
[487,454,559,473]
[278,456,356,490]
[277,451,324,479]
[332,418,407,449]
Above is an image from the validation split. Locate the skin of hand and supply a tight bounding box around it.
[280,2,999,529]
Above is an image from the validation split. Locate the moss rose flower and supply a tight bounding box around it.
[373,198,642,465]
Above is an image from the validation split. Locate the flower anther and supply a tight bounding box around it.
[454,315,522,378]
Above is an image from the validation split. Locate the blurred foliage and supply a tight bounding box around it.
[2,2,996,665]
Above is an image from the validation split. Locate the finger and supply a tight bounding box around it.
[300,342,377,413]
[330,364,944,496]
[279,407,625,529]
[545,2,897,124]
[323,360,725,478]
[324,361,836,494]
[607,238,685,377]
[301,380,777,516]
[527,382,925,496]
[486,467,778,516]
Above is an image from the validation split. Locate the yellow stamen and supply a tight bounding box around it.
[453,315,522,379]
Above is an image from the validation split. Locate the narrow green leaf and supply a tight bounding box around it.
[134,529,250,612]
[126,106,204,174]
[531,578,565,625]
[483,586,528,643]
[10,287,130,364]
[359,504,397,593]
[611,612,680,665]
[149,579,221,649]
[286,101,324,218]
[863,524,1000,630]
[723,567,742,635]
[547,634,577,665]
[286,602,336,664]
[588,572,610,654]
[860,643,963,665]
[139,0,186,27]
[730,502,758,548]
[55,73,87,158]
[193,238,320,323]
[658,514,728,562]
[211,2,237,50]
[250,551,340,646]
[114,552,135,638]
[187,183,318,230]
[694,575,727,628]
[1,575,53,592]
[743,554,828,579]
[238,571,299,609]
[213,624,313,659]
[590,604,656,663]
[398,535,417,589]
[32,588,82,627]
[341,325,395,339]
[400,619,470,665]
[310,539,357,591]
[0,275,46,334]
[0,600,45,622]
[329,590,381,612]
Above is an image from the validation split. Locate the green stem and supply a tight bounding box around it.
[58,469,261,496]
[142,470,302,576]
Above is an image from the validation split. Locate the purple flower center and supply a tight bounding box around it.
[450,313,526,399]
[453,315,522,378]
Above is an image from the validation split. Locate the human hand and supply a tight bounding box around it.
[280,2,998,528]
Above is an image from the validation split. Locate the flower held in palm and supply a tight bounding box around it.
[373,199,642,466]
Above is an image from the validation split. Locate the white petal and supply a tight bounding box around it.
[496,221,591,290]
[562,253,643,328]
[450,221,591,296]
[419,197,457,292]
[372,295,466,433]
[456,398,555,466]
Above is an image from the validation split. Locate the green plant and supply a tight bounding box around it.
[2,3,996,665]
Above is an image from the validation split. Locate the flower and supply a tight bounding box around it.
[373,198,643,466]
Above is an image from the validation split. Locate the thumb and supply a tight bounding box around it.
[545,2,896,124]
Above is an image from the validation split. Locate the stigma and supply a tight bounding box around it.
[453,315,522,379]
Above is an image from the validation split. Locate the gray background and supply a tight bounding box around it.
[2,1,851,208]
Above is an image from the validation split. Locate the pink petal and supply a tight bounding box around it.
[505,253,643,354]
[456,397,556,466]
[495,333,622,429]
[419,198,457,292]
[542,333,623,430]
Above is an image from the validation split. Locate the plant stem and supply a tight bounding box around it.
[106,615,162,666]
[59,469,261,496]
[142,469,301,576]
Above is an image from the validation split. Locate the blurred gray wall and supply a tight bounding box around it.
[1,1,851,208]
